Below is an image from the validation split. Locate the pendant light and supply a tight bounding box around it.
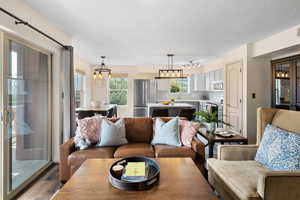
[155,54,186,79]
[93,56,112,80]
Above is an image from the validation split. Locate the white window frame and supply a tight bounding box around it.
[74,70,85,108]
[169,77,190,94]
[107,77,128,106]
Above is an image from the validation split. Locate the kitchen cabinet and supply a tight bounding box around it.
[193,73,206,91]
[209,71,214,84]
[220,69,224,81]
[214,70,220,81]
[156,79,170,91]
[192,69,224,91]
[205,72,211,91]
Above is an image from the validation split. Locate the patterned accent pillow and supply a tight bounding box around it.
[151,117,181,147]
[255,124,300,171]
[76,115,104,143]
[74,128,91,150]
[180,120,201,147]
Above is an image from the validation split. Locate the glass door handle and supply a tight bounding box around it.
[2,110,8,125]
[0,111,3,124]
[3,110,13,125]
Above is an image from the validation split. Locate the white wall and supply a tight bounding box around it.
[251,25,300,58]
[74,56,92,107]
[246,47,272,143]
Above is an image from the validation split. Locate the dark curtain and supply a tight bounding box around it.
[61,46,76,142]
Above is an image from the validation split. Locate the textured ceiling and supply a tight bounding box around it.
[23,0,300,65]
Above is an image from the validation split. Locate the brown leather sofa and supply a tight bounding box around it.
[60,117,205,183]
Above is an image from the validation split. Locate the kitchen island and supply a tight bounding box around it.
[147,103,195,117]
[76,104,117,118]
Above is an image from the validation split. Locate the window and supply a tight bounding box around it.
[170,78,189,93]
[74,72,85,108]
[108,78,128,105]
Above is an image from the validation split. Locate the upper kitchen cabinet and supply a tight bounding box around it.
[205,69,224,91]
[214,69,224,82]
[193,73,206,91]
[188,69,225,92]
[156,79,170,91]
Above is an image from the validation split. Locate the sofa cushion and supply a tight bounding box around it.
[151,118,181,146]
[68,147,116,166]
[108,118,154,143]
[97,118,128,147]
[154,144,196,160]
[114,143,155,158]
[207,159,269,200]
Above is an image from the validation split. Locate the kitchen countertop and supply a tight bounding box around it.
[147,103,195,108]
[156,100,223,106]
[76,104,117,111]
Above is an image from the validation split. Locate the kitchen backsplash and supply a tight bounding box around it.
[207,91,224,103]
[156,91,206,100]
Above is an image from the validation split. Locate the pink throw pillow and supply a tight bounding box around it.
[179,120,200,147]
[77,116,104,143]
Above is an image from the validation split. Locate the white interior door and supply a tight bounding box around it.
[225,61,243,135]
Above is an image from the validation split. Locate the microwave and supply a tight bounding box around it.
[212,81,224,91]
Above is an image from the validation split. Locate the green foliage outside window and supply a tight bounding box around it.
[170,78,188,93]
[109,78,128,105]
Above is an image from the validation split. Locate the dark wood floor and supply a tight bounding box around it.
[16,165,60,200]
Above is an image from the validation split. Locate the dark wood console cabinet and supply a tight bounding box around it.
[271,54,300,111]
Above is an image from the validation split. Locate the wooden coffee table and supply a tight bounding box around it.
[53,158,218,200]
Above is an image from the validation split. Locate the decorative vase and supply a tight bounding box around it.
[205,122,216,135]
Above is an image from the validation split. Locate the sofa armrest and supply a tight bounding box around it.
[191,136,205,158]
[217,145,258,161]
[257,171,300,200]
[59,138,75,182]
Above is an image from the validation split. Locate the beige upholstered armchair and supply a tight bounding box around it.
[207,107,300,200]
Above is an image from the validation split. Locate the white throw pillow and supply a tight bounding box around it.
[97,119,128,147]
[151,118,182,146]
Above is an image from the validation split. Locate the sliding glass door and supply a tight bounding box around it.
[2,34,52,199]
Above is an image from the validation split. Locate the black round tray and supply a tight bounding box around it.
[109,157,160,191]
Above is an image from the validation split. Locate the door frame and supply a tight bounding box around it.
[224,60,244,136]
[0,31,4,200]
[271,54,300,110]
[1,32,53,200]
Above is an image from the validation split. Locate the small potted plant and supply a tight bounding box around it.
[194,111,230,135]
[170,97,176,105]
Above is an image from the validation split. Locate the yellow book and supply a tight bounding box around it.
[124,162,146,177]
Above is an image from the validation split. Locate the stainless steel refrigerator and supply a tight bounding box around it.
[134,79,156,117]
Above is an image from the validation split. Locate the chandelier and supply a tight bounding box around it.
[155,54,186,79]
[93,56,112,80]
[182,60,201,69]
[275,64,289,79]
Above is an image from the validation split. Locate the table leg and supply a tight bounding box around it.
[208,142,215,158]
